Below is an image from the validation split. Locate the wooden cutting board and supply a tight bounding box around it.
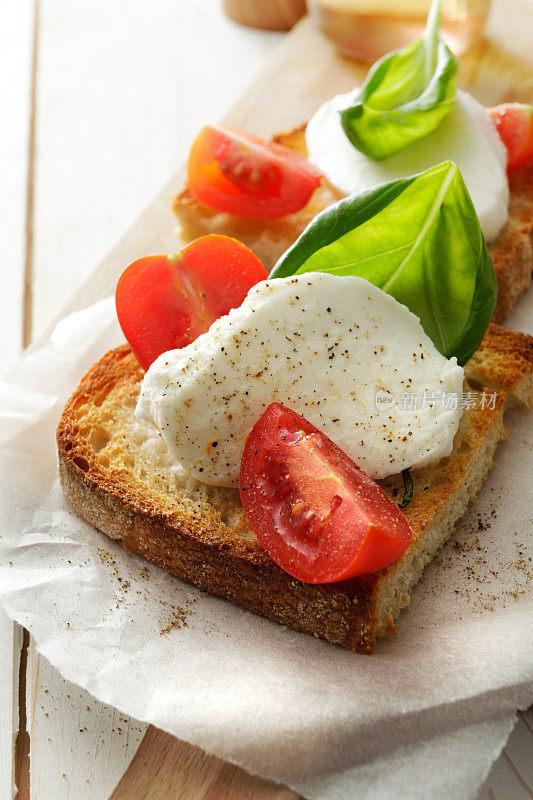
[38,9,533,799]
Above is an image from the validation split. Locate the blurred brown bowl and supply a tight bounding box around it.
[222,0,307,31]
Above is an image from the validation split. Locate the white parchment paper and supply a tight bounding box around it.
[0,296,532,800]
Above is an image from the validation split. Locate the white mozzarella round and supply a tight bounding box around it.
[306,89,509,242]
[137,273,464,488]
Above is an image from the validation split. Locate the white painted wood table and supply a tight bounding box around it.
[1,1,532,798]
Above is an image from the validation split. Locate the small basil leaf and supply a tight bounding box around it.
[269,161,496,366]
[340,0,458,160]
[399,469,414,509]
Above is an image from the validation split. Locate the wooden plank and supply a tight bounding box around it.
[0,0,35,363]
[504,710,533,791]
[30,0,283,340]
[479,710,533,800]
[30,18,365,331]
[27,644,147,800]
[109,727,299,800]
[27,2,283,798]
[0,2,35,799]
[0,613,22,800]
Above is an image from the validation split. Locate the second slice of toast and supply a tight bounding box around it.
[173,125,533,323]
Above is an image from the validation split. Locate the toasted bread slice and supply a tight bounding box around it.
[57,324,533,654]
[172,125,533,323]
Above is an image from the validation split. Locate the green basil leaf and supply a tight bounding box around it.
[269,161,496,366]
[340,0,458,160]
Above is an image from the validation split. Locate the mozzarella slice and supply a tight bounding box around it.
[306,89,509,242]
[137,274,464,488]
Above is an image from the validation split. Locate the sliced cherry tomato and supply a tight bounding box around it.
[239,403,413,584]
[187,124,322,219]
[489,103,533,171]
[115,235,267,371]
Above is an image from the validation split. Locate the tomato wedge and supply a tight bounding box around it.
[115,235,267,371]
[489,103,533,171]
[187,125,322,219]
[239,403,413,583]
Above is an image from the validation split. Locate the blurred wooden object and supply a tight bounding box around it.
[109,726,299,800]
[222,0,306,30]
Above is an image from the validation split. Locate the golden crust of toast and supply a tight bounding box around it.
[466,322,533,408]
[172,126,533,321]
[57,324,533,653]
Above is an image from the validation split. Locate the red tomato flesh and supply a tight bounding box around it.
[115,235,267,371]
[188,125,322,219]
[489,103,533,171]
[239,403,413,583]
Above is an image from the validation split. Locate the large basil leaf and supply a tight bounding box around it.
[269,161,496,366]
[340,0,458,160]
